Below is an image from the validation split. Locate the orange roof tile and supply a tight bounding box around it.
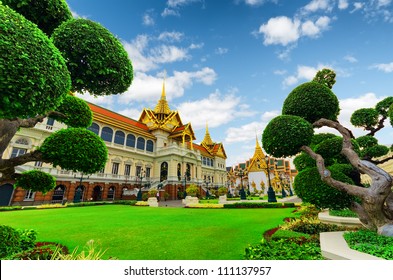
[88,103,149,131]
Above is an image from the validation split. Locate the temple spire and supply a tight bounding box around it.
[202,123,214,146]
[154,75,171,117]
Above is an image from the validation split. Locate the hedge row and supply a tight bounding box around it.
[224,202,296,209]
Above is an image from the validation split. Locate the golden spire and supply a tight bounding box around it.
[154,74,171,116]
[202,122,214,146]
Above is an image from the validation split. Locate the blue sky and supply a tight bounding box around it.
[66,0,393,167]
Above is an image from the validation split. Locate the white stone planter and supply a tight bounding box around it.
[147,197,158,207]
[182,196,199,206]
[218,195,227,204]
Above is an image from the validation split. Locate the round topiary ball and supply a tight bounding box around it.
[294,166,355,210]
[53,95,93,128]
[0,4,71,119]
[350,108,379,128]
[40,128,108,174]
[15,170,56,194]
[2,0,72,36]
[262,115,314,158]
[51,18,133,96]
[282,81,340,123]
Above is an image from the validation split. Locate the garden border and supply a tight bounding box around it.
[320,231,383,260]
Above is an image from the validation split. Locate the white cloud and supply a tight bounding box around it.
[142,13,155,26]
[338,93,386,136]
[283,64,330,87]
[149,45,190,64]
[76,93,115,108]
[259,16,331,46]
[189,43,204,49]
[215,47,229,55]
[371,62,393,72]
[377,0,392,8]
[178,90,256,130]
[118,68,217,103]
[338,0,349,9]
[117,108,143,120]
[224,110,278,144]
[122,34,194,72]
[242,0,278,6]
[161,8,179,17]
[351,2,364,13]
[344,55,358,63]
[259,16,301,46]
[167,0,200,8]
[158,31,184,42]
[162,0,201,17]
[302,0,334,13]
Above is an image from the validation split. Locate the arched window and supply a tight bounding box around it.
[186,164,191,181]
[101,127,113,142]
[107,186,115,200]
[88,123,100,135]
[114,131,125,145]
[15,138,29,145]
[137,137,145,150]
[126,134,135,148]
[160,162,168,182]
[52,185,66,203]
[177,163,181,181]
[146,140,154,152]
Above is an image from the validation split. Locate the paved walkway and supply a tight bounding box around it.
[158,196,302,208]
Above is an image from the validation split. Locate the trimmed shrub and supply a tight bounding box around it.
[244,238,323,260]
[282,81,340,123]
[262,115,314,158]
[0,225,21,258]
[224,202,295,208]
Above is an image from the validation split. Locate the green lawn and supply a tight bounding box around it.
[0,205,295,260]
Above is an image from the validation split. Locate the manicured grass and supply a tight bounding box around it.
[0,205,295,260]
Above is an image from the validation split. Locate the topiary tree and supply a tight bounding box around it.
[0,1,133,193]
[263,68,393,236]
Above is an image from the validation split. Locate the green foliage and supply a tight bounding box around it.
[314,136,342,159]
[16,229,37,251]
[0,3,71,119]
[310,133,337,150]
[53,95,93,128]
[2,0,72,35]
[223,202,295,208]
[51,240,107,260]
[329,209,358,218]
[0,206,22,211]
[51,18,133,96]
[350,108,379,128]
[375,97,393,117]
[40,128,108,174]
[15,170,56,194]
[362,145,389,158]
[244,238,323,260]
[271,229,311,240]
[0,225,21,258]
[282,81,340,123]
[217,186,228,196]
[312,68,336,89]
[293,152,316,171]
[11,242,68,260]
[186,184,199,196]
[294,166,355,210]
[356,135,378,148]
[344,230,393,260]
[282,216,347,235]
[262,115,314,157]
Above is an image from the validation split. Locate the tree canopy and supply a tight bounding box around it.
[0,0,133,193]
[263,68,393,236]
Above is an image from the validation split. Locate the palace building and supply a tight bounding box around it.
[227,137,297,196]
[0,82,227,206]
